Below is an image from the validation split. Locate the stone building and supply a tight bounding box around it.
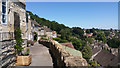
[26,13,33,41]
[0,0,26,67]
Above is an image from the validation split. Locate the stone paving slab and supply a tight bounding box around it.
[29,42,53,66]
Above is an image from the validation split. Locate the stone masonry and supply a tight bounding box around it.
[39,40,88,68]
[0,0,26,67]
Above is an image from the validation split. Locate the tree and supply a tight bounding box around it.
[81,45,92,61]
[60,28,72,40]
[107,38,120,48]
[14,28,23,55]
[104,31,110,37]
[72,27,84,36]
[86,38,94,44]
[95,32,106,43]
[86,29,91,33]
[90,28,95,33]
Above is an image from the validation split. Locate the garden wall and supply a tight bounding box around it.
[39,40,88,68]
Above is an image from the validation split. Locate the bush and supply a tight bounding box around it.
[14,28,23,55]
[24,48,30,56]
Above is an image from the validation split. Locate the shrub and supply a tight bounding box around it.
[14,28,23,55]
[24,48,30,56]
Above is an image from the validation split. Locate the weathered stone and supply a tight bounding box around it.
[39,40,88,67]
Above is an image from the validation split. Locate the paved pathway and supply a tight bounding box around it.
[29,42,53,66]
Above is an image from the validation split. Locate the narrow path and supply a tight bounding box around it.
[29,42,53,66]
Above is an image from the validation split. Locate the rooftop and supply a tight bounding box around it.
[94,50,116,66]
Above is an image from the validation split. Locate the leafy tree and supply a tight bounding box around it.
[86,29,91,33]
[90,28,95,33]
[27,11,67,34]
[72,27,84,37]
[70,38,83,50]
[81,45,92,61]
[86,38,94,44]
[93,32,97,36]
[107,38,120,48]
[60,28,72,40]
[95,32,106,43]
[110,28,113,32]
[14,28,23,55]
[104,31,110,37]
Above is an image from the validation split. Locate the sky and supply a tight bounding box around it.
[26,2,118,29]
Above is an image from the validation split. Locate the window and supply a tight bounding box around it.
[1,0,7,24]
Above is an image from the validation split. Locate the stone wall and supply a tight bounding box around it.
[0,0,26,67]
[39,40,88,68]
[0,40,15,68]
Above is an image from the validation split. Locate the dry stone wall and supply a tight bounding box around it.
[39,40,88,68]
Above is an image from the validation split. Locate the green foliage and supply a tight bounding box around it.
[107,38,120,48]
[27,11,94,62]
[27,11,67,33]
[14,28,23,55]
[33,32,38,41]
[95,32,106,43]
[53,37,61,41]
[86,29,91,33]
[86,38,94,44]
[40,38,48,40]
[90,28,95,33]
[60,28,72,40]
[59,40,68,43]
[69,38,83,50]
[24,48,30,56]
[104,31,110,36]
[72,27,84,37]
[88,60,100,67]
[81,45,92,61]
[53,37,68,43]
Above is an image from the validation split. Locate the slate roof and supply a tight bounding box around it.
[92,48,101,55]
[108,56,118,66]
[94,50,116,66]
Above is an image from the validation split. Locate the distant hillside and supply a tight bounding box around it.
[27,11,69,33]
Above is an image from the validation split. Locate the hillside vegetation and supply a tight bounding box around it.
[27,11,92,61]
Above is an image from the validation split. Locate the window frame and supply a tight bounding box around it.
[1,0,7,24]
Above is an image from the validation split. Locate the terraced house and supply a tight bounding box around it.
[0,0,27,67]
